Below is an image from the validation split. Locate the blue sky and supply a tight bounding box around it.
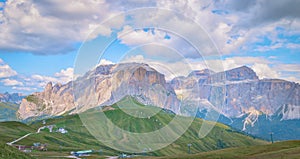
[0,0,299,94]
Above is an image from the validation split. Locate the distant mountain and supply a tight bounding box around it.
[0,92,24,122]
[171,66,300,140]
[18,63,300,140]
[0,92,25,104]
[171,66,299,118]
[18,63,179,119]
[0,102,19,122]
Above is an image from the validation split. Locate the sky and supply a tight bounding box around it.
[0,0,299,94]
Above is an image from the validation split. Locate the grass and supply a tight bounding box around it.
[155,140,300,159]
[0,142,35,159]
[0,96,268,158]
[25,95,40,105]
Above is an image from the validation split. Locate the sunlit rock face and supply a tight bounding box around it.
[18,82,74,119]
[74,63,179,113]
[18,63,179,119]
[171,66,300,119]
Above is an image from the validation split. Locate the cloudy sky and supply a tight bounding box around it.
[0,0,299,94]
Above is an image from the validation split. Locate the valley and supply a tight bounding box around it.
[1,97,266,158]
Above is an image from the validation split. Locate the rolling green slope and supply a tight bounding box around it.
[0,97,267,158]
[0,122,36,159]
[0,102,19,122]
[159,140,300,159]
[0,142,35,159]
[0,121,35,143]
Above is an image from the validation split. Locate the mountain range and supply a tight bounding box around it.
[0,92,25,122]
[17,63,300,140]
[0,92,25,104]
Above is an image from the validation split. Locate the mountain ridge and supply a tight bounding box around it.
[16,63,300,141]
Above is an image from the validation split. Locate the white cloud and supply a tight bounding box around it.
[151,0,300,55]
[31,74,58,87]
[98,59,115,65]
[117,25,202,59]
[0,58,17,78]
[54,67,74,83]
[12,86,37,91]
[118,26,169,46]
[252,63,279,79]
[0,0,124,54]
[275,64,300,72]
[0,0,298,56]
[1,78,23,86]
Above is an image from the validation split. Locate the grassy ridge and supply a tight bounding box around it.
[0,122,36,159]
[0,142,34,159]
[157,140,300,159]
[0,97,267,158]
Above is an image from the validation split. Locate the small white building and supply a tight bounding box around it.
[57,128,68,134]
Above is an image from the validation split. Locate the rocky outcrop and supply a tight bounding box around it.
[18,82,74,119]
[275,104,300,120]
[171,66,300,119]
[74,63,179,113]
[18,63,179,119]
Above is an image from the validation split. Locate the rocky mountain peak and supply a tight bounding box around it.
[225,66,258,81]
[45,82,53,91]
[188,69,215,78]
[18,63,179,119]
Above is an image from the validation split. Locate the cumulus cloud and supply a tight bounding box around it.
[117,25,203,59]
[252,63,279,79]
[0,0,298,56]
[151,0,300,55]
[0,58,17,78]
[12,86,37,91]
[0,0,124,54]
[1,78,23,86]
[275,64,300,72]
[54,67,74,83]
[28,67,75,88]
[98,59,115,65]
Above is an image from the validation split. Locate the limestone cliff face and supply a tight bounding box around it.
[18,63,179,119]
[18,82,74,119]
[171,66,300,119]
[74,63,179,113]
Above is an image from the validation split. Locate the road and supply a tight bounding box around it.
[7,125,48,145]
[7,133,32,145]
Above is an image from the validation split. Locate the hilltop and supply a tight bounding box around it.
[1,97,266,158]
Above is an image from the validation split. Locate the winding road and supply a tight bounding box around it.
[7,125,50,145]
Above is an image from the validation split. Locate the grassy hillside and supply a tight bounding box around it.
[0,102,19,122]
[0,142,35,159]
[0,122,36,159]
[0,121,35,143]
[158,140,300,159]
[0,97,267,158]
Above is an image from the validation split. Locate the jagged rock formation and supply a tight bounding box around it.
[18,82,74,119]
[171,66,300,118]
[18,63,179,119]
[171,66,300,140]
[18,64,300,121]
